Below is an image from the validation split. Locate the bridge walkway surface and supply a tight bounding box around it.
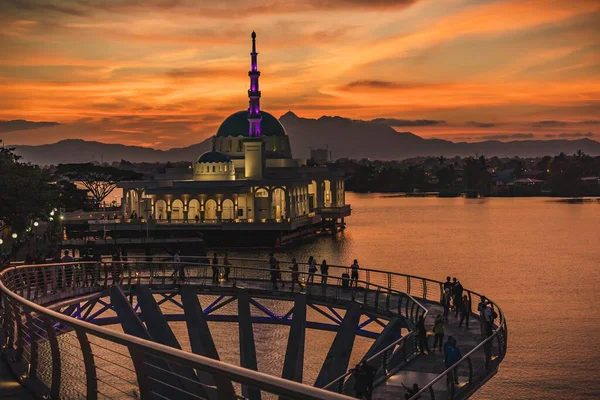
[373,302,488,399]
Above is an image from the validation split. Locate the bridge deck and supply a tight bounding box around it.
[373,302,487,399]
[1,262,505,400]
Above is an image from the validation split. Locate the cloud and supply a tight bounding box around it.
[4,0,420,19]
[0,119,61,133]
[6,0,88,17]
[466,121,495,128]
[165,66,241,80]
[485,133,534,140]
[342,80,442,90]
[532,120,600,128]
[370,118,445,127]
[544,132,594,138]
[532,120,568,127]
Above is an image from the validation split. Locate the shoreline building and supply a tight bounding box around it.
[105,32,350,246]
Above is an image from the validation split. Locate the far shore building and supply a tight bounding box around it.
[67,32,350,246]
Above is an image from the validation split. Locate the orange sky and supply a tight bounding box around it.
[1,0,599,148]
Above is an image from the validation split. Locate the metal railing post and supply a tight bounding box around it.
[25,310,38,378]
[74,326,98,400]
[3,295,14,349]
[44,317,61,400]
[129,347,153,399]
[13,301,24,362]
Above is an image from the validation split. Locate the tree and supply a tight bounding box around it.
[436,164,456,187]
[56,163,142,208]
[0,146,58,233]
[56,179,88,211]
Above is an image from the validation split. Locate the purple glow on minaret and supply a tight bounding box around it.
[248,31,262,137]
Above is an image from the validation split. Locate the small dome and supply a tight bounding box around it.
[197,151,231,163]
[216,110,287,137]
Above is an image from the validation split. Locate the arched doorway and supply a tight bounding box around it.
[222,199,234,220]
[271,188,286,219]
[171,199,184,221]
[125,190,138,217]
[205,199,217,220]
[254,188,269,220]
[154,199,167,220]
[308,181,317,209]
[189,199,201,221]
[323,180,332,207]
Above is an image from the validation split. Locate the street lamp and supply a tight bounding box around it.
[12,233,17,239]
[33,221,39,253]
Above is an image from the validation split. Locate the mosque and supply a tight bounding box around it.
[115,32,351,245]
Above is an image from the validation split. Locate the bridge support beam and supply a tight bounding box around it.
[281,294,307,385]
[136,285,209,399]
[109,286,183,400]
[314,303,362,388]
[237,289,261,400]
[343,317,403,393]
[180,286,236,398]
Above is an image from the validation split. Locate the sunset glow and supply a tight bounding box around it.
[1,0,599,148]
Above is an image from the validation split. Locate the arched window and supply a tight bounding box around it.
[212,165,216,173]
[228,138,232,152]
[238,140,243,152]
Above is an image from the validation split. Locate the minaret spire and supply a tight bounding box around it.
[248,31,262,137]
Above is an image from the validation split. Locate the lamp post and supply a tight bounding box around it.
[0,238,3,254]
[34,221,39,254]
[11,233,17,260]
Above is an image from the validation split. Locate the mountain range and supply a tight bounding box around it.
[12,112,600,165]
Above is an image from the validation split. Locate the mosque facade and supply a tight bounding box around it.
[116,32,350,244]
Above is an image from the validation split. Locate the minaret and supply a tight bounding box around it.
[248,31,262,137]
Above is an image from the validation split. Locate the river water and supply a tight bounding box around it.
[221,193,600,399]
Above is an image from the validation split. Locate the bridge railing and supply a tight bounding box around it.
[408,290,507,400]
[322,331,418,394]
[121,256,506,396]
[213,257,507,397]
[169,256,445,303]
[0,260,426,324]
[2,258,505,400]
[0,262,361,400]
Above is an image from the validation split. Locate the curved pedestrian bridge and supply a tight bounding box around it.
[0,259,507,399]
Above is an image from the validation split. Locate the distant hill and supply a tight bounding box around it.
[279,112,600,159]
[13,139,213,165]
[12,112,600,165]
